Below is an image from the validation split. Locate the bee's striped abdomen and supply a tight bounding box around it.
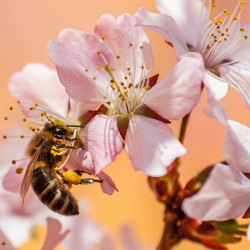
[31,166,79,216]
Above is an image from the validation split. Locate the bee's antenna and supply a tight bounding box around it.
[66,125,83,128]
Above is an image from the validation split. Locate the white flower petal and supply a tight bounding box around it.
[125,115,186,177]
[143,52,204,120]
[203,70,228,100]
[8,63,69,118]
[156,0,209,48]
[182,163,250,223]
[223,120,250,173]
[134,8,189,58]
[219,61,250,110]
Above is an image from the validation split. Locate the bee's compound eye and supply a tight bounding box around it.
[54,127,68,136]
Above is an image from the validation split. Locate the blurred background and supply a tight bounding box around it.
[0,0,250,249]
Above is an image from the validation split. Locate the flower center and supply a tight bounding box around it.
[94,50,150,116]
[196,0,247,69]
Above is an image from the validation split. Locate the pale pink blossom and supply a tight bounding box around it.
[3,63,119,195]
[47,13,205,177]
[0,217,69,250]
[135,0,250,107]
[182,99,250,240]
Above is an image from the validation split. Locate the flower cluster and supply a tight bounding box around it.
[2,0,250,249]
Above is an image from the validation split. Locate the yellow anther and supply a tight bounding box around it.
[216,26,220,29]
[12,160,16,164]
[129,43,133,47]
[85,68,88,72]
[240,1,245,4]
[225,12,229,16]
[124,77,128,80]
[53,137,57,142]
[144,86,150,90]
[110,79,114,83]
[30,127,36,131]
[227,33,230,36]
[17,100,20,104]
[37,128,40,131]
[16,167,23,174]
[207,45,211,49]
[20,135,24,138]
[52,146,57,150]
[127,68,130,71]
[233,17,238,21]
[10,107,13,110]
[226,28,229,32]
[217,30,221,33]
[111,68,115,71]
[58,148,64,152]
[41,118,44,122]
[141,66,144,69]
[34,103,38,107]
[221,33,225,36]
[30,107,34,110]
[146,66,151,70]
[54,167,59,171]
[240,28,245,32]
[239,6,242,10]
[140,46,143,49]
[41,111,46,116]
[117,56,120,59]
[244,35,248,40]
[224,38,227,41]
[96,51,101,54]
[223,9,227,13]
[96,66,101,70]
[4,117,8,120]
[102,36,105,40]
[210,17,214,21]
[48,117,51,121]
[120,82,124,86]
[3,135,7,139]
[93,76,96,80]
[214,39,218,43]
[23,118,27,122]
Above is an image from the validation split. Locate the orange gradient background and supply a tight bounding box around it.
[1,0,250,249]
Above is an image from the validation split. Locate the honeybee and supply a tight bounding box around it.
[21,118,102,216]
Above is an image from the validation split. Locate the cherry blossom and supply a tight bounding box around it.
[2,63,120,196]
[47,13,205,177]
[182,99,250,239]
[135,0,250,107]
[0,217,69,250]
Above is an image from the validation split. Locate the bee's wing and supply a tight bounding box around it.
[20,139,45,201]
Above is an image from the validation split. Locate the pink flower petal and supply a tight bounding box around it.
[143,52,204,120]
[203,70,228,100]
[79,115,123,174]
[219,61,250,109]
[125,115,186,177]
[40,217,70,250]
[155,0,209,48]
[97,171,118,195]
[0,228,15,250]
[95,13,154,82]
[47,29,117,104]
[2,160,28,193]
[204,98,228,126]
[8,63,69,118]
[134,8,189,59]
[182,163,250,223]
[223,120,250,173]
[69,98,99,121]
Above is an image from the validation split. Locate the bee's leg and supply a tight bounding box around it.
[80,178,103,185]
[73,170,92,176]
[53,134,78,141]
[55,144,80,150]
